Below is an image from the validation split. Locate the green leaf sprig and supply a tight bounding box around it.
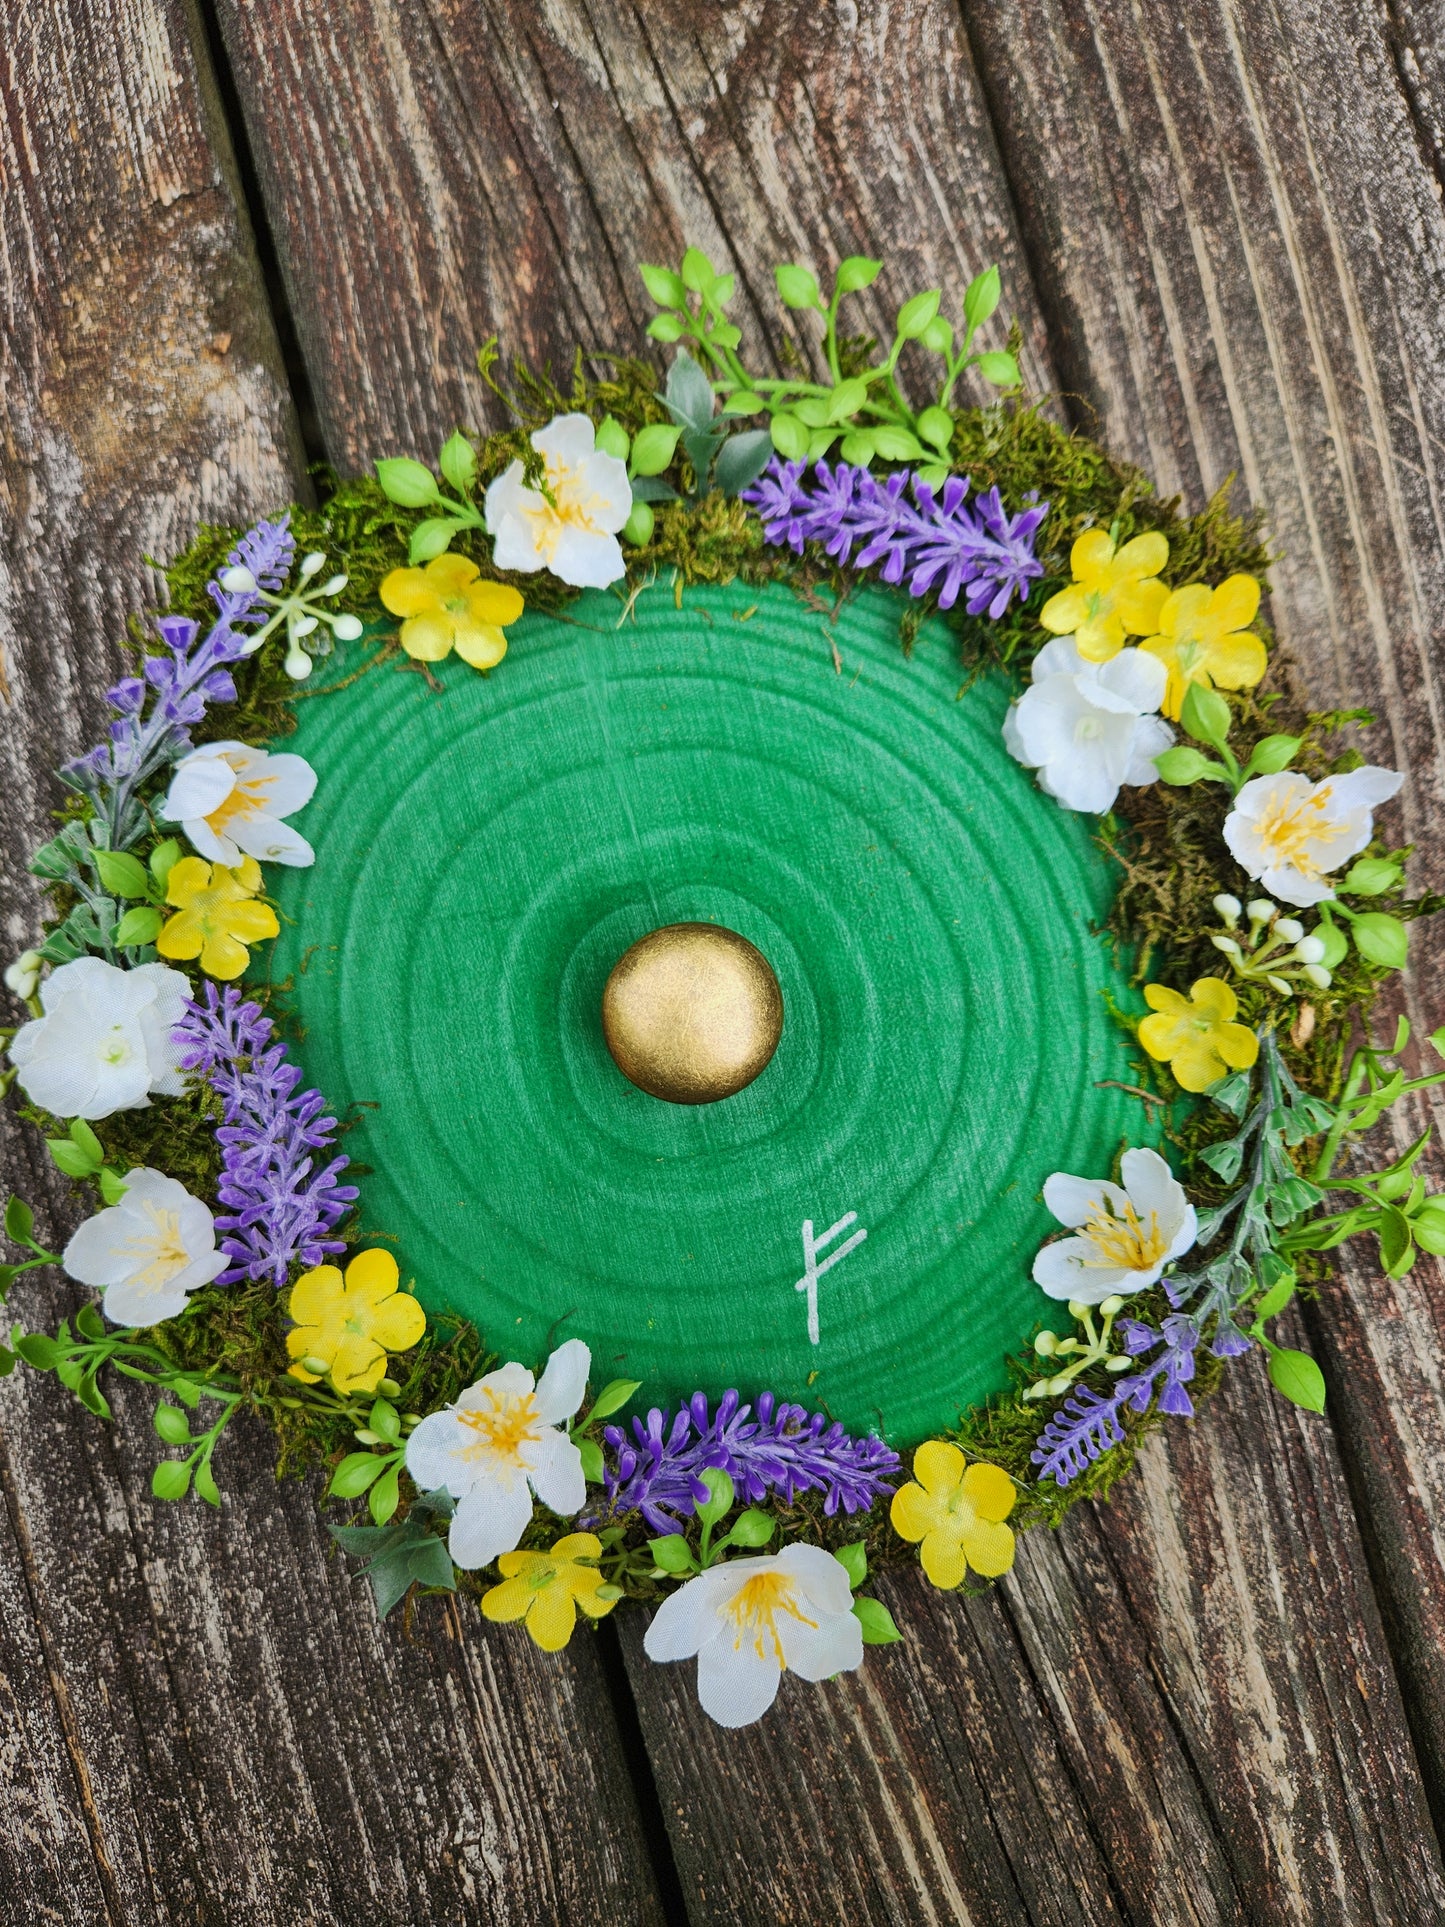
[324,1389,419,1525]
[0,1195,61,1371]
[1283,1122,1445,1283]
[376,431,488,566]
[1304,1015,1445,1193]
[832,1539,904,1645]
[647,1467,776,1576]
[571,1374,643,1484]
[1166,1031,1333,1387]
[28,827,182,967]
[1154,683,1299,794]
[328,1488,458,1617]
[44,1117,131,1204]
[15,1313,242,1501]
[639,247,1019,484]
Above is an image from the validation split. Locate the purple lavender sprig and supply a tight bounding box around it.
[174,982,358,1288]
[62,517,295,849]
[744,458,1047,618]
[1030,1314,1199,1487]
[591,1387,901,1533]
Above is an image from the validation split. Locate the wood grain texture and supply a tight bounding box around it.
[0,1,299,1912]
[11,0,1445,1920]
[0,1451,115,1926]
[210,0,1048,468]
[205,0,1445,1918]
[0,0,302,971]
[622,1321,1445,1926]
[961,0,1445,1823]
[0,1344,666,1925]
[0,4,663,1921]
[619,1553,1215,1927]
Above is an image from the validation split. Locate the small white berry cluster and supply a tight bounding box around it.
[220,550,364,681]
[1208,894,1334,995]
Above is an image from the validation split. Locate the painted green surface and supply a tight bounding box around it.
[268,580,1142,1440]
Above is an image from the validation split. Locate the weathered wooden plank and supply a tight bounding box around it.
[1039,1321,1445,1920]
[962,0,1445,1823]
[0,4,665,1921]
[1,0,300,1912]
[623,1324,1445,1926]
[1386,0,1445,190]
[0,1453,115,1926]
[619,1554,1231,1927]
[2,1346,667,1924]
[209,0,1052,467]
[202,0,1445,1917]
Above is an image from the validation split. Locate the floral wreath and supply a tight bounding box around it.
[6,247,1443,1731]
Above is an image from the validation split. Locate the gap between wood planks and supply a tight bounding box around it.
[193,0,328,469]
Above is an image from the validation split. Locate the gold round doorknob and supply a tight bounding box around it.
[601,923,783,1105]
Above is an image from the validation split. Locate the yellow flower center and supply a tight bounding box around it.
[522,458,609,565]
[457,1388,540,1462]
[182,878,234,922]
[1250,783,1347,881]
[1082,1200,1168,1271]
[723,1570,816,1665]
[206,770,275,837]
[120,1202,190,1292]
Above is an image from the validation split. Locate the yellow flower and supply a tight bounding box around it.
[379,554,524,669]
[156,854,279,980]
[1138,575,1266,719]
[889,1442,1017,1588]
[1138,976,1259,1093]
[286,1248,426,1394]
[481,1532,617,1650]
[1040,529,1170,662]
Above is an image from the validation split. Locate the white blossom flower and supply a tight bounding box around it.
[8,959,190,1120]
[1003,638,1174,814]
[63,1168,229,1325]
[404,1339,591,1569]
[160,740,317,867]
[1033,1147,1197,1305]
[1223,766,1403,908]
[484,413,631,589]
[4,949,41,1001]
[643,1544,864,1728]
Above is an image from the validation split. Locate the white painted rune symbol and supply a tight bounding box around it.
[795,1211,868,1346]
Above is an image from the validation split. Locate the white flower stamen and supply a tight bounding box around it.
[1224,767,1403,909]
[1033,1147,1197,1306]
[485,414,632,590]
[404,1341,591,1570]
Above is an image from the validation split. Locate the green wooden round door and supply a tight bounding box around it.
[267,580,1142,1441]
